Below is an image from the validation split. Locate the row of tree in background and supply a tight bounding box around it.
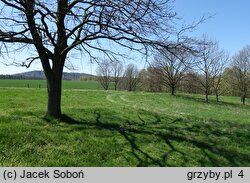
[0,0,247,118]
[96,37,250,104]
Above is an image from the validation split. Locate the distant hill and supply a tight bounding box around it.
[8,70,94,80]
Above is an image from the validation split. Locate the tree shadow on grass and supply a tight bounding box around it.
[174,93,250,109]
[51,111,250,167]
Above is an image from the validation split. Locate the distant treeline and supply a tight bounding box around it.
[79,76,97,81]
[0,75,37,79]
[0,75,97,80]
[95,44,250,105]
[0,70,94,80]
[0,74,100,81]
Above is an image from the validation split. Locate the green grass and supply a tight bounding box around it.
[0,87,249,166]
[0,79,102,90]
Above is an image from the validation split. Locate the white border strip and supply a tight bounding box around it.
[0,167,249,183]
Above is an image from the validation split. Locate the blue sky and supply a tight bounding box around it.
[175,0,250,54]
[0,0,249,74]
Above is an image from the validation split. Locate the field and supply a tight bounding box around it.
[0,80,249,166]
[0,79,102,90]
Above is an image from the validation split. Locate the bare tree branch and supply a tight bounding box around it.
[0,0,203,117]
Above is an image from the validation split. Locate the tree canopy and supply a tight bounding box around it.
[0,0,200,118]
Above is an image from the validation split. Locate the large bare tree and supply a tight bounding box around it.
[96,59,112,90]
[231,45,250,105]
[153,48,193,95]
[112,61,123,91]
[122,63,139,91]
[0,0,199,118]
[212,51,228,102]
[194,36,225,102]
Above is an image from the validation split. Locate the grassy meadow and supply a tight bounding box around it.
[0,80,249,166]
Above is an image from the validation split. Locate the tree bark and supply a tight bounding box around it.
[114,81,118,91]
[216,94,219,102]
[46,69,63,118]
[241,94,246,105]
[205,93,209,102]
[171,86,175,95]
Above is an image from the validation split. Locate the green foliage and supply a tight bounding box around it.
[221,68,239,96]
[0,87,249,166]
[79,76,97,81]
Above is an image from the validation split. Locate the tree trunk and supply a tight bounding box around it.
[216,94,219,102]
[171,86,175,95]
[205,93,209,102]
[240,94,246,105]
[114,81,117,91]
[46,70,63,118]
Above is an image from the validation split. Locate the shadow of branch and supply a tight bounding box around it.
[57,112,250,167]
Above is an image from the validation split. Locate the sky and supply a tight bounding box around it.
[0,0,250,75]
[174,0,250,54]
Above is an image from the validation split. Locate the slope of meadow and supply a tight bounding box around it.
[0,87,249,166]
